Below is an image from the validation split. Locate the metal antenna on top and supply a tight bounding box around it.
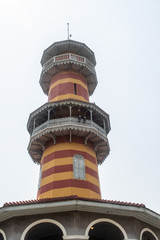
[67,23,72,40]
[67,23,69,40]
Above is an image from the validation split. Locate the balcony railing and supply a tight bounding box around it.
[42,53,95,74]
[32,117,106,137]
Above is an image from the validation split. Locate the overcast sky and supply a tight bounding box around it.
[0,0,160,214]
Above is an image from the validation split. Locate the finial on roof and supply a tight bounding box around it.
[67,23,72,40]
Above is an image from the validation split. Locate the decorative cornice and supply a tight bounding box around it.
[1,196,160,229]
[28,118,110,164]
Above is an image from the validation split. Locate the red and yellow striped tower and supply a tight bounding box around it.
[27,40,110,200]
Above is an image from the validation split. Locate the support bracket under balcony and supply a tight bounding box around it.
[49,133,56,144]
[36,139,46,151]
[94,140,104,151]
[69,130,72,143]
[84,132,91,145]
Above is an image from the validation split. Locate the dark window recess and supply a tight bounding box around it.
[38,165,42,189]
[74,83,77,95]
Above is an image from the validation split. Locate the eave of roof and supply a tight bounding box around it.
[41,40,96,66]
[0,196,160,229]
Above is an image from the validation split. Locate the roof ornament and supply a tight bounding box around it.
[67,23,72,40]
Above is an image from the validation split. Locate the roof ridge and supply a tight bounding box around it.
[3,195,146,208]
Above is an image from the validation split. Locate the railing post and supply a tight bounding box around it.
[90,110,93,126]
[33,118,36,130]
[69,105,72,124]
[69,105,72,117]
[103,119,106,133]
[48,109,51,121]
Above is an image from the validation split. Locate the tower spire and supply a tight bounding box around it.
[67,23,72,40]
[67,23,69,40]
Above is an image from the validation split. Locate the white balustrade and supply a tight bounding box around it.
[42,53,95,73]
[32,117,105,137]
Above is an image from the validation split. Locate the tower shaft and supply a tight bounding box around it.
[48,72,89,102]
[27,40,110,200]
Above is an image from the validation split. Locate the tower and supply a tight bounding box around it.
[0,38,160,240]
[27,40,111,200]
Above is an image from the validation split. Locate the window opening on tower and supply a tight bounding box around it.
[74,83,77,95]
[73,154,85,180]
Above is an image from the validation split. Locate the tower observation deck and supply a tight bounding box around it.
[27,39,111,199]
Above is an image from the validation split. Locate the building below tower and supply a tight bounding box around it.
[0,196,160,240]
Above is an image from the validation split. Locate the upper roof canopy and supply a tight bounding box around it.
[41,39,96,66]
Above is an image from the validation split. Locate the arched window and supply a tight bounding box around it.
[0,229,6,240]
[85,218,128,240]
[21,219,66,240]
[141,228,158,240]
[73,154,85,180]
[25,223,62,240]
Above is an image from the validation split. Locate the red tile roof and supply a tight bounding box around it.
[3,195,146,208]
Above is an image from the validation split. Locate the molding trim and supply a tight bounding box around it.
[140,228,158,240]
[1,200,160,229]
[0,229,6,240]
[63,235,89,240]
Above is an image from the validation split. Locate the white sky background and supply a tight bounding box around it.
[0,0,160,214]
